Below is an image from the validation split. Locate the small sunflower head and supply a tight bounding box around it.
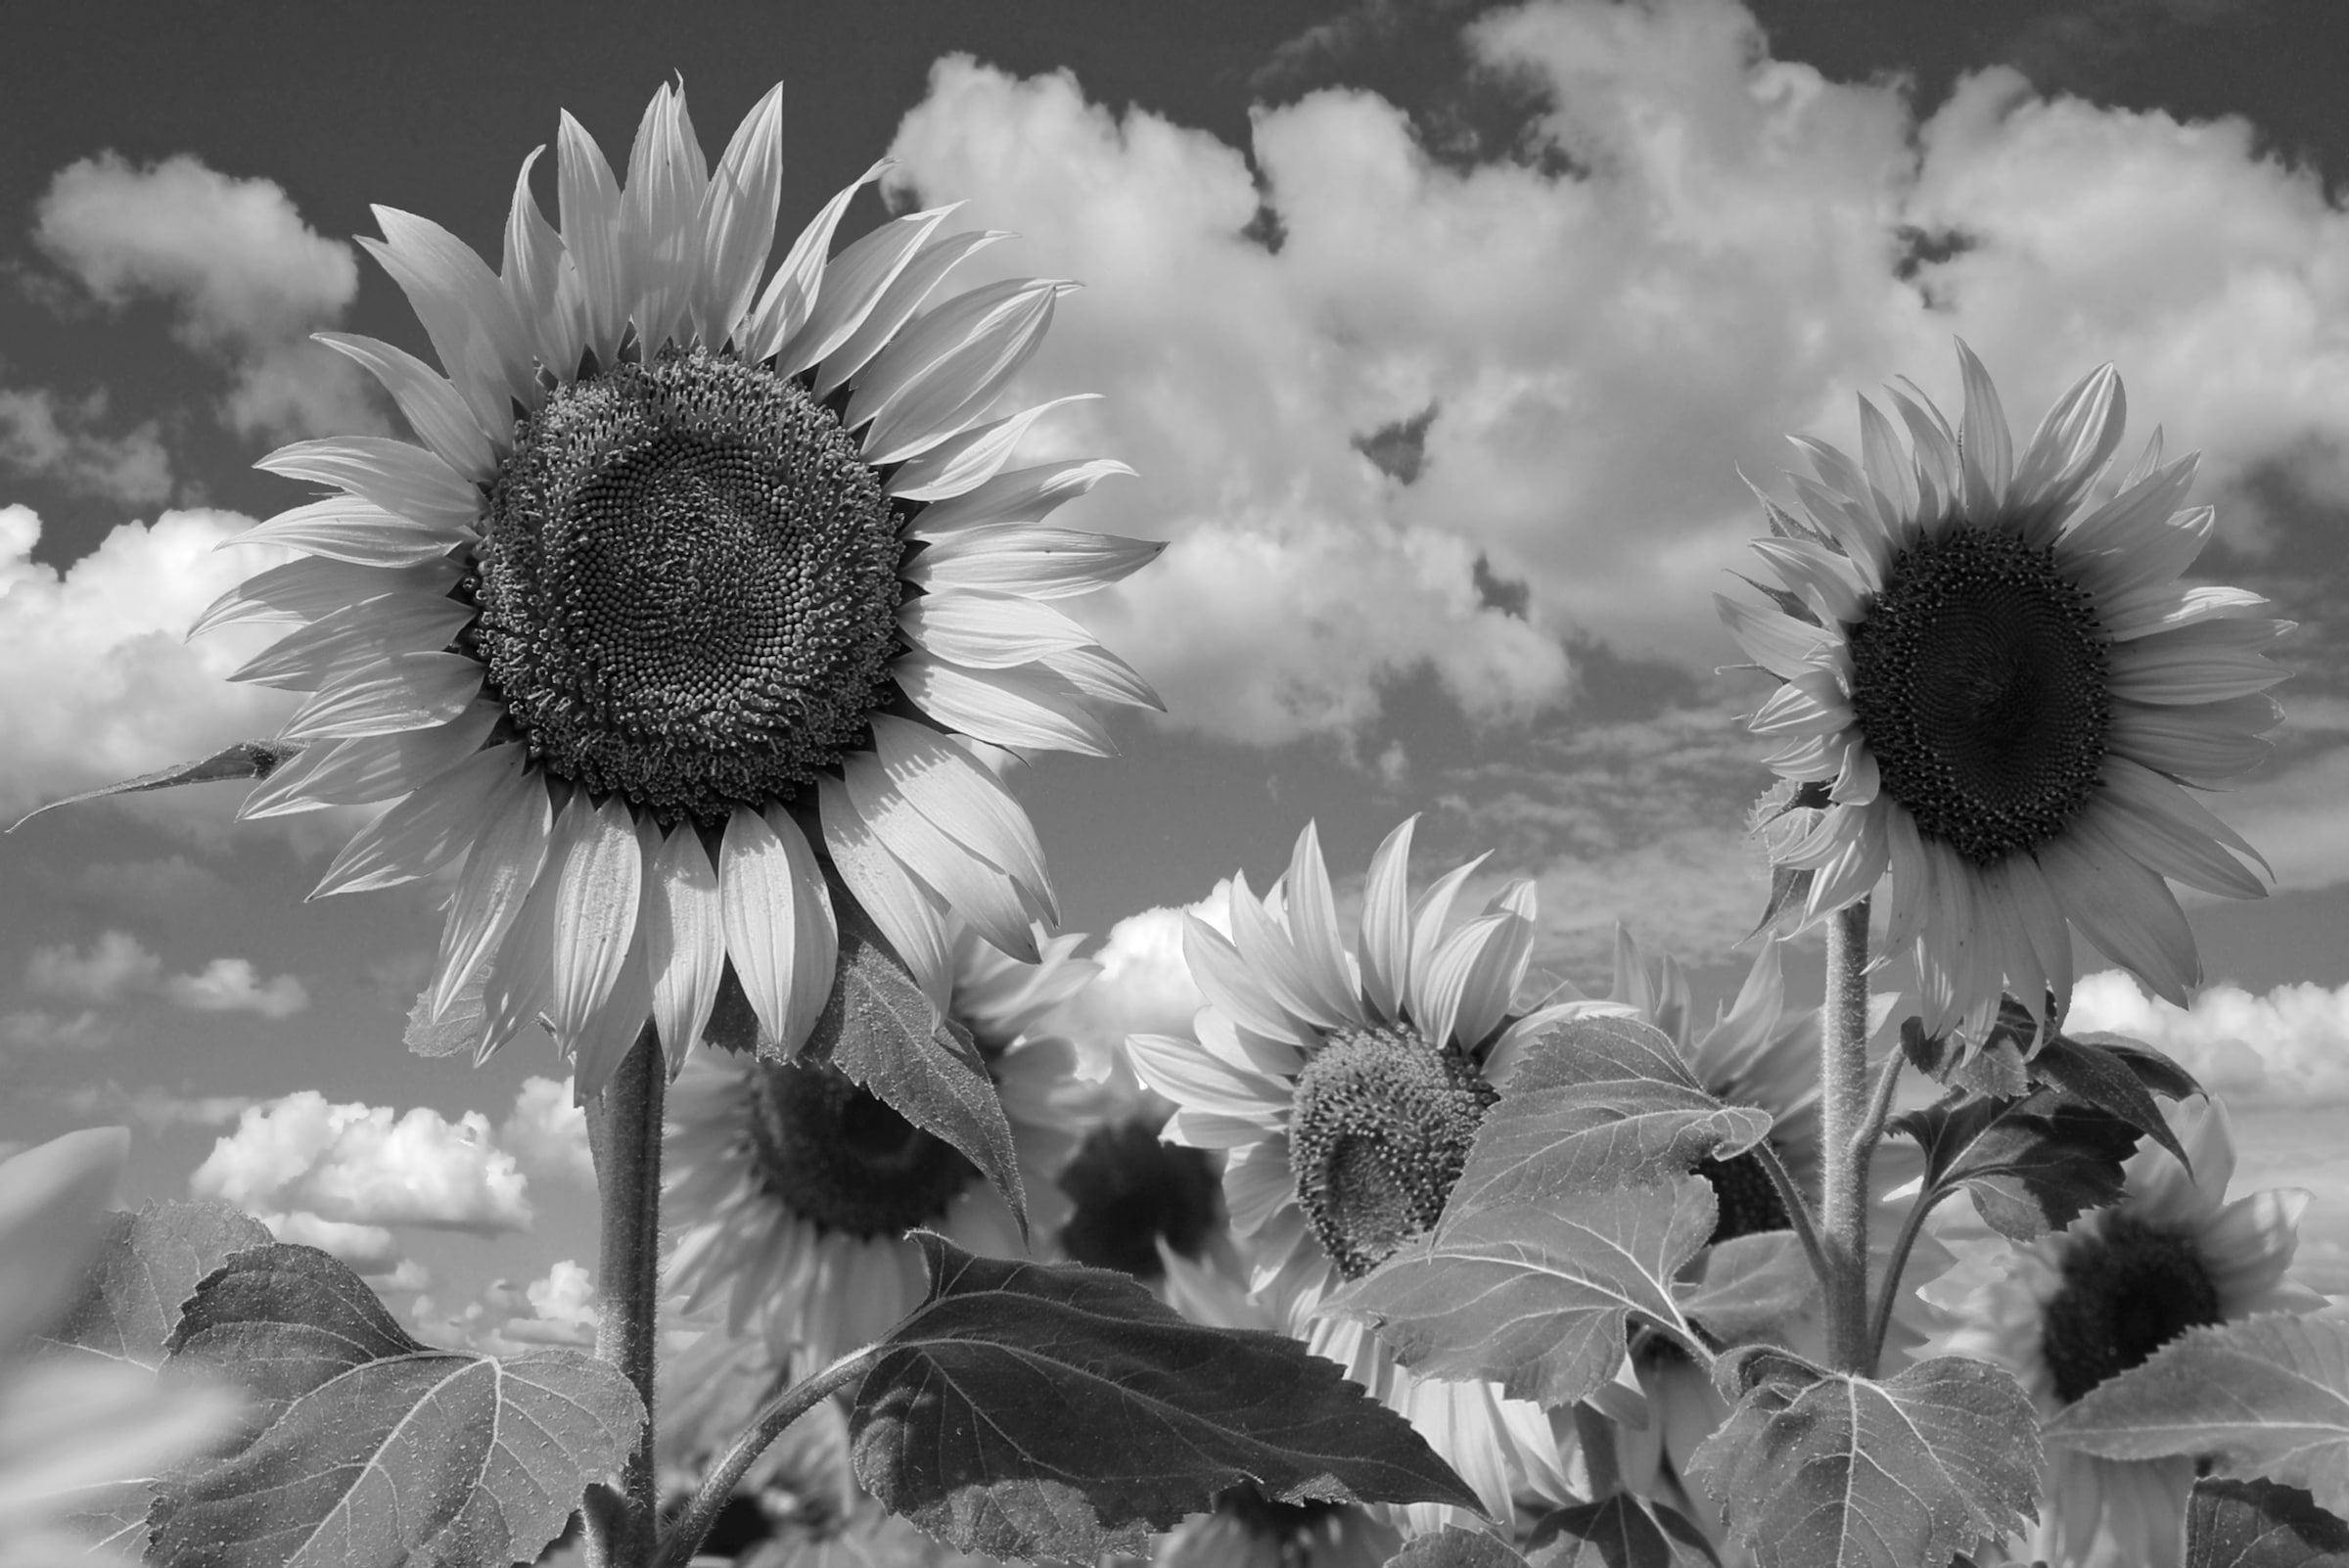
[745,1056,976,1239]
[2037,1211,2223,1406]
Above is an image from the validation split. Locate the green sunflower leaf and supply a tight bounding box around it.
[1674,1230,1819,1346]
[1890,1087,2144,1241]
[1524,1493,1724,1566]
[1321,1178,1714,1407]
[149,1242,644,1568]
[801,898,1030,1239]
[1683,1354,2043,1568]
[1385,1523,1532,1565]
[2186,1477,2349,1568]
[31,1198,273,1555]
[2029,1026,2201,1170]
[851,1234,1481,1562]
[5,738,303,832]
[2044,1311,2349,1522]
[1450,1014,1773,1210]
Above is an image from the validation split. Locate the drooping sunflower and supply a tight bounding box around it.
[1126,817,1608,1535]
[1922,1095,2322,1568]
[1720,343,2286,1036]
[202,82,1160,1094]
[663,919,1106,1370]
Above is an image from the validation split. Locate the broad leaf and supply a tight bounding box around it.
[1684,1355,2042,1568]
[2046,1312,2349,1520]
[403,975,485,1058]
[2188,1478,2349,1568]
[6,738,303,832]
[1898,1016,2029,1097]
[1525,1494,1724,1566]
[1891,1089,2144,1241]
[151,1243,644,1568]
[851,1235,1479,1561]
[802,900,1028,1237]
[2025,1025,2198,1171]
[1675,1231,1819,1346]
[1388,1525,1533,1566]
[1451,1014,1773,1210]
[1323,1178,1713,1407]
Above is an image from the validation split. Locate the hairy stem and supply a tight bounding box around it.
[1853,1050,1905,1170]
[1866,1182,1951,1373]
[1573,1401,1622,1500]
[1751,1135,1830,1298]
[582,1020,666,1568]
[652,1347,881,1568]
[1819,899,1873,1374]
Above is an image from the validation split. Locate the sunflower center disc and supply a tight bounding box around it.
[1846,525,2111,866]
[1057,1118,1223,1280]
[1697,1147,1792,1245]
[745,1056,975,1239]
[2040,1212,2224,1405]
[1288,1025,1498,1280]
[478,346,902,823]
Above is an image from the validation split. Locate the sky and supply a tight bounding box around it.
[1,0,2345,1346]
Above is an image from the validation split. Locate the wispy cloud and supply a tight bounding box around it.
[0,385,170,506]
[22,929,308,1022]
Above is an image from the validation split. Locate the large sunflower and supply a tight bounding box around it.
[663,919,1105,1372]
[204,82,1160,1093]
[1923,1095,2322,1568]
[1720,344,2285,1036]
[1126,818,1607,1535]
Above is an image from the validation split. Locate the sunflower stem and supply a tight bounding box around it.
[1819,898,1874,1374]
[651,1345,881,1568]
[1865,1182,1952,1373]
[1751,1135,1831,1299]
[583,1020,667,1568]
[1572,1401,1622,1499]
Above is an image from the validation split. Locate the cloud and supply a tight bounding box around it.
[25,929,161,1002]
[44,1080,256,1135]
[413,1262,599,1354]
[0,386,171,506]
[1,1009,116,1052]
[74,854,236,911]
[881,3,2349,746]
[497,1077,594,1189]
[0,504,299,823]
[258,1211,398,1273]
[160,957,308,1019]
[2210,744,2349,896]
[31,151,380,442]
[190,1090,531,1236]
[1054,890,1232,1071]
[2069,969,2349,1107]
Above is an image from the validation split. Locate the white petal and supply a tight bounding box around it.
[775,203,962,379]
[361,209,536,432]
[1224,868,1343,1033]
[2010,362,2124,531]
[1715,593,1834,681]
[1281,822,1363,1027]
[1954,340,2014,511]
[887,394,1102,502]
[692,84,785,347]
[2102,582,2272,643]
[1417,912,1510,1054]
[841,754,1036,961]
[1404,854,1491,1028]
[311,743,519,897]
[1356,814,1416,1026]
[2109,695,2277,786]
[501,145,580,378]
[1035,643,1163,712]
[231,594,475,691]
[549,794,644,1046]
[621,82,709,352]
[818,773,952,1009]
[254,438,483,530]
[241,701,499,817]
[1857,394,1918,527]
[1182,917,1305,1046]
[870,713,1055,921]
[481,849,562,1064]
[230,496,470,568]
[814,227,1005,398]
[853,279,1066,463]
[572,928,652,1100]
[898,590,1094,669]
[643,819,725,1074]
[901,522,1164,599]
[1451,905,1535,1051]
[2038,813,2199,1006]
[281,652,483,741]
[315,332,496,481]
[1125,1032,1288,1123]
[2092,761,2270,899]
[1747,535,1867,627]
[2108,618,2290,705]
[894,654,1115,756]
[430,766,553,1016]
[194,555,452,640]
[556,109,628,365]
[741,158,889,362]
[907,458,1136,536]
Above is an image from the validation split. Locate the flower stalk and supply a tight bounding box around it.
[1819,898,1874,1374]
[582,1020,667,1568]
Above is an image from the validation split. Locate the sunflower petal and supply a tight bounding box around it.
[571,929,653,1101]
[190,556,452,639]
[1749,536,1868,626]
[281,652,483,741]
[1451,904,1536,1051]
[1716,593,1834,680]
[1182,916,1304,1046]
[362,209,536,432]
[557,109,628,366]
[643,819,725,1073]
[869,714,1055,922]
[548,793,643,1049]
[908,458,1136,536]
[2038,813,2200,1005]
[887,394,1103,502]
[2108,617,2291,705]
[815,226,1008,399]
[816,774,952,1010]
[255,438,484,530]
[1224,868,1343,1033]
[1405,853,1491,1028]
[741,158,889,362]
[1750,667,1854,739]
[1954,340,2014,511]
[1857,394,1919,527]
[1881,806,1933,957]
[841,752,1036,961]
[2002,849,2076,1020]
[2095,758,2271,897]
[1125,1031,1289,1125]
[621,81,709,353]
[894,655,1115,757]
[775,204,961,378]
[855,280,1068,463]
[315,332,497,482]
[501,145,580,379]
[241,702,499,817]
[430,767,553,1018]
[1356,815,1417,1025]
[311,743,519,896]
[231,594,476,691]
[2010,362,2124,533]
[1282,822,1363,1028]
[901,522,1164,599]
[1417,912,1511,1061]
[480,850,562,1064]
[2109,695,2278,785]
[1035,644,1164,711]
[2102,582,2272,642]
[745,806,838,1055]
[897,590,1095,669]
[693,84,785,348]
[1885,381,1960,503]
[1787,471,1891,584]
[230,496,471,568]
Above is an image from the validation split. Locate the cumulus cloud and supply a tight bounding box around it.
[160,957,308,1019]
[1,1008,116,1052]
[1054,889,1233,1072]
[0,386,171,506]
[0,504,298,822]
[2070,969,2349,1107]
[497,1077,594,1188]
[31,151,380,442]
[414,1262,600,1355]
[882,2,2349,746]
[25,929,161,1002]
[190,1090,531,1236]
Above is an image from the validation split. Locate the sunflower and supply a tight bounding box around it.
[201,81,1161,1094]
[1922,1095,2322,1568]
[1720,343,2286,1037]
[1125,817,1606,1535]
[663,919,1106,1371]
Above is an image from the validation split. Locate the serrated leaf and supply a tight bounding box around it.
[7,739,303,831]
[2188,1477,2349,1568]
[402,975,486,1058]
[1323,1179,1713,1407]
[1450,1015,1773,1212]
[802,899,1028,1238]
[1675,1231,1819,1346]
[1524,1494,1724,1567]
[150,1242,644,1568]
[1749,864,1812,943]
[2046,1311,2349,1521]
[1891,1089,2143,1241]
[850,1234,1479,1562]
[1684,1355,2043,1568]
[1387,1524,1533,1566]
[2030,1026,2200,1170]
[1901,1014,2033,1096]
